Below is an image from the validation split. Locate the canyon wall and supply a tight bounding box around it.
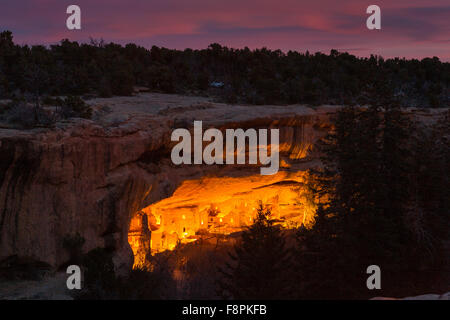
[0,95,351,272]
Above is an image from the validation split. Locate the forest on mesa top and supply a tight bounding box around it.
[0,30,449,108]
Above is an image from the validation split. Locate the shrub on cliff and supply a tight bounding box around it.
[60,96,92,119]
[3,99,37,128]
[1,95,92,128]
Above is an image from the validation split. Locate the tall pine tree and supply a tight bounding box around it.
[217,202,292,299]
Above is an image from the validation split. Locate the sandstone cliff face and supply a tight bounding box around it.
[0,93,349,272]
[0,116,168,273]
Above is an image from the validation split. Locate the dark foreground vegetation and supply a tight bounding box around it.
[293,106,449,299]
[217,105,449,299]
[1,30,449,108]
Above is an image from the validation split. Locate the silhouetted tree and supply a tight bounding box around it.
[217,202,292,299]
[0,30,448,107]
[294,105,447,298]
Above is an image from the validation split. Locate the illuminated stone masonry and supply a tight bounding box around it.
[128,170,320,266]
[126,106,336,267]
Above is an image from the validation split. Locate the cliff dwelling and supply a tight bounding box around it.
[0,94,337,271]
[128,170,319,267]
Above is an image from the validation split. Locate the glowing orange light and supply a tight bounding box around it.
[128,171,319,264]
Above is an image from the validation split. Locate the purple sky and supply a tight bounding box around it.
[1,0,449,61]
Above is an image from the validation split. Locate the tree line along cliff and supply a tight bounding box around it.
[0,30,449,108]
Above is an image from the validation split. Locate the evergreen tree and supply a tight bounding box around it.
[217,202,292,299]
[295,105,440,298]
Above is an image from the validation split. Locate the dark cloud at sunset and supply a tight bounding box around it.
[1,0,449,60]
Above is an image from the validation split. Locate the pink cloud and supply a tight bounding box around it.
[0,0,448,61]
